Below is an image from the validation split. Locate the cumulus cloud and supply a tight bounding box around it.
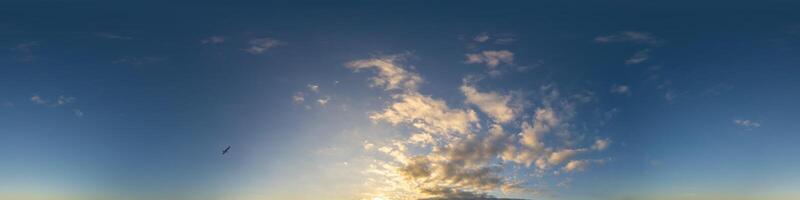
[370,93,478,135]
[610,85,631,95]
[201,36,225,44]
[245,37,284,54]
[347,54,423,91]
[595,31,661,45]
[734,119,761,129]
[466,50,514,71]
[460,83,519,123]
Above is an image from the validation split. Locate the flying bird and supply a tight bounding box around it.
[222,145,231,155]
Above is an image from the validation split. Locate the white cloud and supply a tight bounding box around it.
[307,84,320,92]
[474,33,491,43]
[30,95,75,107]
[245,37,284,54]
[292,92,305,103]
[347,54,423,91]
[466,50,514,71]
[30,95,47,105]
[610,84,631,95]
[734,119,761,129]
[625,49,651,65]
[201,36,225,44]
[592,138,611,151]
[460,83,518,123]
[73,109,84,117]
[595,31,660,45]
[317,96,330,106]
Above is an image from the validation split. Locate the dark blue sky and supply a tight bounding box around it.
[1,1,799,200]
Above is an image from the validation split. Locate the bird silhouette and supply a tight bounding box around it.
[222,145,231,155]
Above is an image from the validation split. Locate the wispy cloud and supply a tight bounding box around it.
[201,36,225,44]
[610,84,631,95]
[292,92,305,104]
[471,32,516,45]
[12,41,40,62]
[113,56,165,65]
[596,31,662,65]
[625,49,651,65]
[474,33,491,43]
[30,95,83,117]
[734,119,761,129]
[245,37,284,54]
[595,31,661,45]
[95,32,133,40]
[30,95,75,107]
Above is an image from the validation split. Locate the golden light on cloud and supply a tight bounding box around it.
[348,54,613,199]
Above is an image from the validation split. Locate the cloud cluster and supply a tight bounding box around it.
[350,54,611,200]
[292,83,331,109]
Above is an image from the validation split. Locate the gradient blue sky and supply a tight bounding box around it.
[1,1,799,200]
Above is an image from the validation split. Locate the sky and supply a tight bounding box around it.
[1,1,800,200]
